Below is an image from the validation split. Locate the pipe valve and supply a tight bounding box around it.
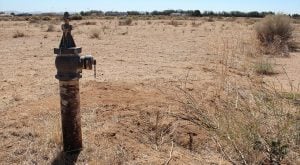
[54,48,97,80]
[81,55,97,78]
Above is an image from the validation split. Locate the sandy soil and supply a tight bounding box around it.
[0,18,299,164]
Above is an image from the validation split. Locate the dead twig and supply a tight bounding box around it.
[165,141,174,165]
[227,135,248,165]
[212,136,236,165]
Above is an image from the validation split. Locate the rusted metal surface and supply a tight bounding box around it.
[55,55,82,81]
[59,80,82,152]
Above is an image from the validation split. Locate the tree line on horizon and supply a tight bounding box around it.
[4,10,300,18]
[79,10,300,18]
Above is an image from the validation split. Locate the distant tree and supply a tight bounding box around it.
[90,10,104,16]
[248,11,260,17]
[230,11,245,17]
[80,10,103,16]
[129,9,285,18]
[261,11,275,17]
[10,12,15,16]
[80,11,87,16]
[162,10,176,15]
[202,11,215,16]
[192,10,202,17]
[127,11,141,15]
[292,14,300,18]
[151,10,159,15]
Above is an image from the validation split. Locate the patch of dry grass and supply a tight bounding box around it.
[168,20,183,27]
[254,58,276,75]
[171,33,299,164]
[119,18,133,26]
[90,28,101,39]
[28,16,41,24]
[81,21,97,25]
[1,17,300,164]
[191,21,202,27]
[46,24,55,32]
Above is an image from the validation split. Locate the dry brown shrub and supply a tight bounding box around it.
[225,17,237,22]
[191,21,202,27]
[42,16,51,21]
[46,24,55,32]
[255,14,294,56]
[81,21,97,25]
[0,17,11,21]
[293,19,300,24]
[29,16,41,23]
[168,20,183,27]
[245,18,257,25]
[119,18,132,26]
[90,28,101,39]
[206,17,215,22]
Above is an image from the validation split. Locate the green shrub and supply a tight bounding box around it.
[254,59,275,75]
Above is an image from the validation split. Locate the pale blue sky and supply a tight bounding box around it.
[0,0,299,14]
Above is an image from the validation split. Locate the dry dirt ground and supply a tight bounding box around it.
[0,17,299,164]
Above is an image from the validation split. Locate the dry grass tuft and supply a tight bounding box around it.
[13,31,25,38]
[191,21,202,27]
[175,65,298,164]
[46,24,55,32]
[90,28,101,39]
[254,58,275,75]
[42,16,51,21]
[168,20,183,27]
[119,18,133,26]
[81,21,97,25]
[255,14,294,56]
[28,16,41,24]
[206,17,215,22]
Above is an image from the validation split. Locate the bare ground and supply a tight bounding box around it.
[0,18,300,164]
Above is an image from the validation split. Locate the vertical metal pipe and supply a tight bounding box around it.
[59,80,82,152]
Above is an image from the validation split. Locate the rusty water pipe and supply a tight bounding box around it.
[54,47,96,152]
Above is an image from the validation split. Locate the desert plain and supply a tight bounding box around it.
[0,16,300,164]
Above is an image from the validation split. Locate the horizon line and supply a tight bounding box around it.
[2,9,299,15]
